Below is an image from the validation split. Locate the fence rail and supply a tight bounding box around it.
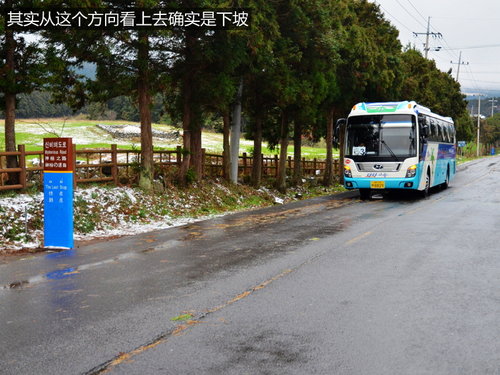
[0,144,339,192]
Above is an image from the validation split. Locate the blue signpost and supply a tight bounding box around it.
[43,138,74,249]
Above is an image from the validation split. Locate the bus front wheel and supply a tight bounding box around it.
[420,171,430,198]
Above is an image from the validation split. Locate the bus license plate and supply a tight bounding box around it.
[370,181,385,189]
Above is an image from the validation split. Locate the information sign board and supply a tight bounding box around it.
[43,138,74,249]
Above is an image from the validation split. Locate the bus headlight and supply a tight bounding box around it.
[406,165,417,178]
[344,165,352,178]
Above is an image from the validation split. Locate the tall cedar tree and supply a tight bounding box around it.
[164,0,240,184]
[242,0,279,188]
[43,0,171,190]
[334,0,403,181]
[1,0,47,184]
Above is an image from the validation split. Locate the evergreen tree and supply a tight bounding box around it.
[44,0,172,190]
[0,0,48,182]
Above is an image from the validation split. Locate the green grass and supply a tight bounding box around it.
[1,117,331,159]
[170,313,194,321]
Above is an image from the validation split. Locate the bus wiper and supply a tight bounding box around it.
[381,139,399,161]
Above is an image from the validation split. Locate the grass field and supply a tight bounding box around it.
[1,118,335,159]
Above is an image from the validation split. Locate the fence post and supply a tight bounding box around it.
[73,144,77,190]
[274,155,279,177]
[40,150,44,187]
[261,153,264,179]
[18,144,27,190]
[313,158,317,174]
[243,152,247,176]
[111,144,118,186]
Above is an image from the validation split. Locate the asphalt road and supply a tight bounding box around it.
[1,156,499,375]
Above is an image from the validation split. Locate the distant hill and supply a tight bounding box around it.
[465,96,500,117]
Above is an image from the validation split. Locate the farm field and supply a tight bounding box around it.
[1,118,335,159]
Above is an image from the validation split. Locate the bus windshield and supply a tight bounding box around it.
[345,114,417,161]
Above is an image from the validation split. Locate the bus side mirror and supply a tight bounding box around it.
[333,118,346,148]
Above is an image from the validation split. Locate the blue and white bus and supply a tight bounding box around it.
[338,101,456,199]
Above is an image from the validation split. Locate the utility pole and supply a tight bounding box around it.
[477,96,481,156]
[450,51,469,81]
[413,17,442,59]
[488,98,497,117]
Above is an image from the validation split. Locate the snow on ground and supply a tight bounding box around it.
[0,186,223,253]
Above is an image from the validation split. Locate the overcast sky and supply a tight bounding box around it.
[371,0,500,97]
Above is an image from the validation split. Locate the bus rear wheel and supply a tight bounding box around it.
[442,168,450,190]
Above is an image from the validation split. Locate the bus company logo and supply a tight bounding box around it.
[373,164,383,170]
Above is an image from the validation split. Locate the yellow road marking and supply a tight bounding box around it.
[94,268,294,374]
[346,231,372,245]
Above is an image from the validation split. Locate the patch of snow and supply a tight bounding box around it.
[274,197,284,205]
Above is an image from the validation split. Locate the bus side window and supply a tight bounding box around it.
[440,121,446,143]
[450,124,456,144]
[446,124,453,143]
[430,120,437,141]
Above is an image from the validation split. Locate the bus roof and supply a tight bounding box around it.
[349,101,453,123]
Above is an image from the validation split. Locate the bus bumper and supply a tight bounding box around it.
[344,177,418,190]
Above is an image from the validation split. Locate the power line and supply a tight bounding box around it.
[463,65,487,92]
[374,1,429,49]
[461,78,500,85]
[374,1,415,34]
[444,44,500,51]
[404,0,427,24]
[394,0,428,29]
[433,16,500,21]
[463,71,500,74]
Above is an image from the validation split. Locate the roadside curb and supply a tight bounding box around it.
[457,155,499,172]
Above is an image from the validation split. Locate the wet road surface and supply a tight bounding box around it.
[1,156,499,374]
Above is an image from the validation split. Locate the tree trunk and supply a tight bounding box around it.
[179,82,192,186]
[222,110,231,180]
[276,111,289,193]
[338,116,346,184]
[230,78,243,183]
[251,115,263,188]
[178,33,196,186]
[292,120,302,186]
[4,12,19,185]
[190,122,202,181]
[137,31,153,191]
[323,108,334,186]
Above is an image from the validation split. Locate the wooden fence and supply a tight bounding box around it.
[0,144,339,192]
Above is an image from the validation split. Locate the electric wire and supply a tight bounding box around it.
[394,0,428,29]
[374,1,428,49]
[404,0,427,23]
